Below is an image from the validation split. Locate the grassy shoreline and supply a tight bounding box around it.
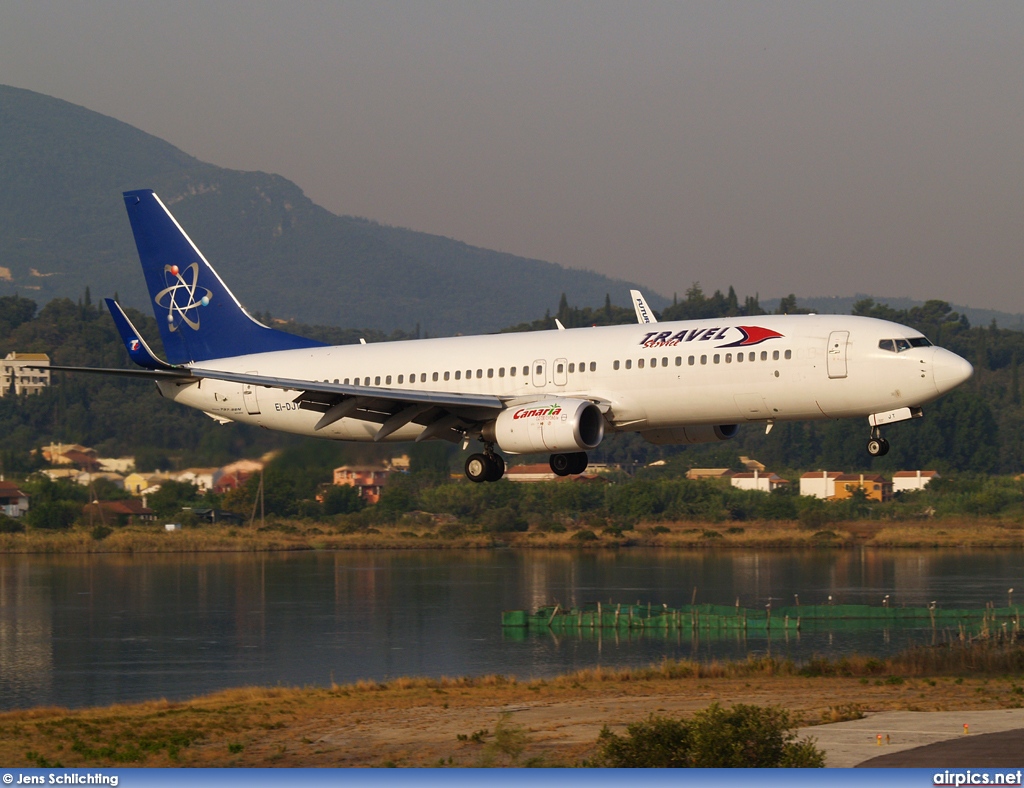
[2,518,1024,554]
[4,643,1024,767]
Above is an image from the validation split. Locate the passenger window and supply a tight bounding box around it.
[725,353,732,363]
[760,351,767,361]
[736,353,743,363]
[385,375,391,385]
[749,352,755,362]
[509,367,515,377]
[676,356,682,366]
[334,379,339,384]
[488,369,494,378]
[477,370,483,379]
[375,376,381,385]
[589,362,596,372]
[344,378,351,384]
[638,358,645,369]
[523,366,529,376]
[714,354,720,364]
[614,360,620,370]
[784,350,792,360]
[700,355,707,365]
[773,351,780,361]
[353,378,359,386]
[396,375,402,384]
[687,356,694,366]
[421,373,427,382]
[455,370,461,380]
[432,372,438,382]
[466,370,472,379]
[625,359,632,369]
[662,357,668,367]
[568,363,575,373]
[444,371,450,381]
[556,363,564,373]
[364,377,370,386]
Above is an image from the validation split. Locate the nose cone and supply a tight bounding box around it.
[933,348,974,394]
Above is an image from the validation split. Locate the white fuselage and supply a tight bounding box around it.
[158,314,971,446]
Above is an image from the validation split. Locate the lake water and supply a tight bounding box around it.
[1,548,1022,710]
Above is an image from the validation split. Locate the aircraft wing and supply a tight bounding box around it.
[41,362,505,443]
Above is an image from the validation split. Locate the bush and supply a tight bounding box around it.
[595,704,824,768]
[90,525,113,541]
[0,514,25,533]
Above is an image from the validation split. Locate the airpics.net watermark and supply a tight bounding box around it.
[3,775,118,787]
[934,771,1023,786]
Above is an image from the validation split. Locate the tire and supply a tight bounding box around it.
[866,439,883,457]
[485,453,505,482]
[569,452,589,475]
[465,453,490,483]
[877,438,890,456]
[549,453,572,476]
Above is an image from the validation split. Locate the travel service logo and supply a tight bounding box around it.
[154,263,213,332]
[639,325,783,349]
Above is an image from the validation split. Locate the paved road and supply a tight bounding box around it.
[797,710,1024,767]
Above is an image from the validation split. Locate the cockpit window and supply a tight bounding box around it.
[879,337,932,353]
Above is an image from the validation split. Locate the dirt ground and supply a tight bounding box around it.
[2,670,1020,768]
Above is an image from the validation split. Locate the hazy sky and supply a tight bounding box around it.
[2,2,1023,311]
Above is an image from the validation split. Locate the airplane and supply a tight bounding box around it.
[43,189,974,483]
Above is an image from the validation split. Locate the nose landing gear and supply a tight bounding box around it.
[866,427,890,457]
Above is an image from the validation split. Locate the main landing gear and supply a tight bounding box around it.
[465,448,505,483]
[866,427,890,457]
[550,451,588,476]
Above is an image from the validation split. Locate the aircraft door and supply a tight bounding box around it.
[827,332,849,379]
[553,358,568,386]
[532,359,547,388]
[242,371,261,414]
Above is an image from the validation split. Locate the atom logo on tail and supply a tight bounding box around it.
[153,263,213,331]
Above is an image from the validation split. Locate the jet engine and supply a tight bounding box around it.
[641,424,739,445]
[485,398,605,454]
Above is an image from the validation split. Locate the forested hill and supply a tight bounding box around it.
[0,290,1019,476]
[0,84,656,336]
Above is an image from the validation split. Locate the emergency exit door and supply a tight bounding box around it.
[827,332,849,379]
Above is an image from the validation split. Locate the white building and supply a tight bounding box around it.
[175,468,219,492]
[0,481,29,517]
[1,352,50,397]
[892,470,940,493]
[731,470,787,493]
[800,471,843,499]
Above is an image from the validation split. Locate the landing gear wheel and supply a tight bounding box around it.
[485,453,505,482]
[550,452,588,476]
[866,438,890,457]
[466,453,490,483]
[550,453,573,476]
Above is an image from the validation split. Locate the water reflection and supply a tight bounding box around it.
[0,547,1021,710]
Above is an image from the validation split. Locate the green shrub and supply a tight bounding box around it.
[571,529,599,542]
[0,514,25,533]
[90,525,113,541]
[595,703,824,768]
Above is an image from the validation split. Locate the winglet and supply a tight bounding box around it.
[105,298,178,370]
[630,290,658,324]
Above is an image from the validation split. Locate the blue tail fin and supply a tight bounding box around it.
[122,189,325,365]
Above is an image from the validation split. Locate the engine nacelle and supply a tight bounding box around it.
[486,398,605,454]
[641,424,739,445]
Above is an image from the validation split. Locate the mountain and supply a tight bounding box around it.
[0,85,662,335]
[761,295,1024,332]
